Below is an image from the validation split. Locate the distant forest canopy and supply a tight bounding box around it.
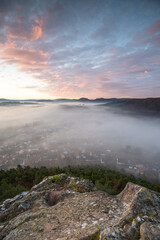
[0,165,159,203]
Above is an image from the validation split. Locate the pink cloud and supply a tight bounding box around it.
[133,20,160,47]
[127,65,149,75]
[6,17,43,42]
[153,56,160,62]
[146,20,160,35]
[0,40,50,81]
[36,72,96,99]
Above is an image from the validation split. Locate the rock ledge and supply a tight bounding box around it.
[0,174,160,240]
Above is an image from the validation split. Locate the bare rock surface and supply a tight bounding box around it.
[0,174,159,240]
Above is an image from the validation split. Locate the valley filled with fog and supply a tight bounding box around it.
[0,103,160,183]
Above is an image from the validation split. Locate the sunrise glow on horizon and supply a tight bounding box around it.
[0,0,160,100]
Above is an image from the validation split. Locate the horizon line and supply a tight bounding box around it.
[0,96,160,101]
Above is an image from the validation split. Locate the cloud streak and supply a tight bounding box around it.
[0,0,160,98]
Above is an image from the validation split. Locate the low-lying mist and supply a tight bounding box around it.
[0,103,160,182]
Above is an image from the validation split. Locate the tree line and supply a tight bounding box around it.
[0,164,159,203]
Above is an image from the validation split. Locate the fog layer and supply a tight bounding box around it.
[0,103,159,182]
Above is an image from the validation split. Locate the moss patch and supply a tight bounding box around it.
[89,231,100,240]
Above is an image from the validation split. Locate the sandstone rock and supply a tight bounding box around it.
[100,182,160,240]
[0,176,159,240]
[140,222,160,240]
[18,202,31,211]
[68,176,96,193]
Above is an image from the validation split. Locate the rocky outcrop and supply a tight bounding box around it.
[0,174,160,240]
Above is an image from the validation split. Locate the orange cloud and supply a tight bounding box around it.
[54,73,61,80]
[32,17,44,40]
[32,25,42,40]
[2,39,16,49]
[6,17,43,42]
[0,40,50,72]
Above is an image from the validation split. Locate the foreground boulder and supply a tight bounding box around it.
[0,174,159,240]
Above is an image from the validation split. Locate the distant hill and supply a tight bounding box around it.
[0,98,160,116]
[0,97,114,105]
[104,98,160,116]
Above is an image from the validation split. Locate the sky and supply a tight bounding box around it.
[0,0,160,99]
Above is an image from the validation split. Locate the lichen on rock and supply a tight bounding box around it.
[0,175,160,240]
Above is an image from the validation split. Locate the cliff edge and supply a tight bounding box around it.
[0,174,160,240]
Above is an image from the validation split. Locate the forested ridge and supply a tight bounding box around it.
[0,165,159,203]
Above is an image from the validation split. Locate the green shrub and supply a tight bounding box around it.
[0,164,159,203]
